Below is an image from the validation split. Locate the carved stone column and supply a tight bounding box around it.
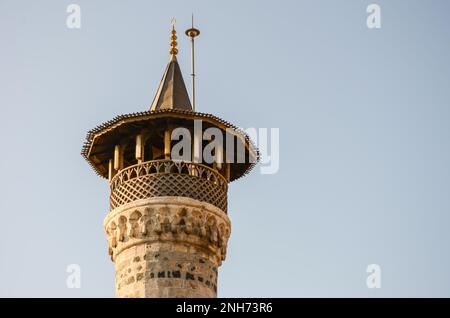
[104,196,231,298]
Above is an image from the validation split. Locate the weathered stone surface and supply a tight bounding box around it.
[104,196,230,298]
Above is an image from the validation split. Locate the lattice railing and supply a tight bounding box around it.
[109,160,228,212]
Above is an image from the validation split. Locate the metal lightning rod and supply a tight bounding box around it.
[185,14,200,111]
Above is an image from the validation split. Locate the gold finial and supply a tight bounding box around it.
[170,18,178,56]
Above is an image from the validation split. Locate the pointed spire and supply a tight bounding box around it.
[150,19,192,112]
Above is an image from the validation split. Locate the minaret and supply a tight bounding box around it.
[81,22,258,298]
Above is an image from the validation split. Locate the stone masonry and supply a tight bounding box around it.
[104,196,231,297]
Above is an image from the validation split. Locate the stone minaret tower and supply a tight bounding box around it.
[81,24,258,298]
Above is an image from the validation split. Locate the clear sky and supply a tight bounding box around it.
[1,0,450,297]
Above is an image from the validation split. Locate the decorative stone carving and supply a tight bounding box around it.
[104,197,231,264]
[128,210,141,238]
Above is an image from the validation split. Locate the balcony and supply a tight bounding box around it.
[109,160,228,212]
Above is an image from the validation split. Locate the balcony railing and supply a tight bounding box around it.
[109,160,228,212]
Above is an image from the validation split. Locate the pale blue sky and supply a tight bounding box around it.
[1,0,450,297]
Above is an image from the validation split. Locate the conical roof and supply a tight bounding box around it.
[149,54,192,111]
